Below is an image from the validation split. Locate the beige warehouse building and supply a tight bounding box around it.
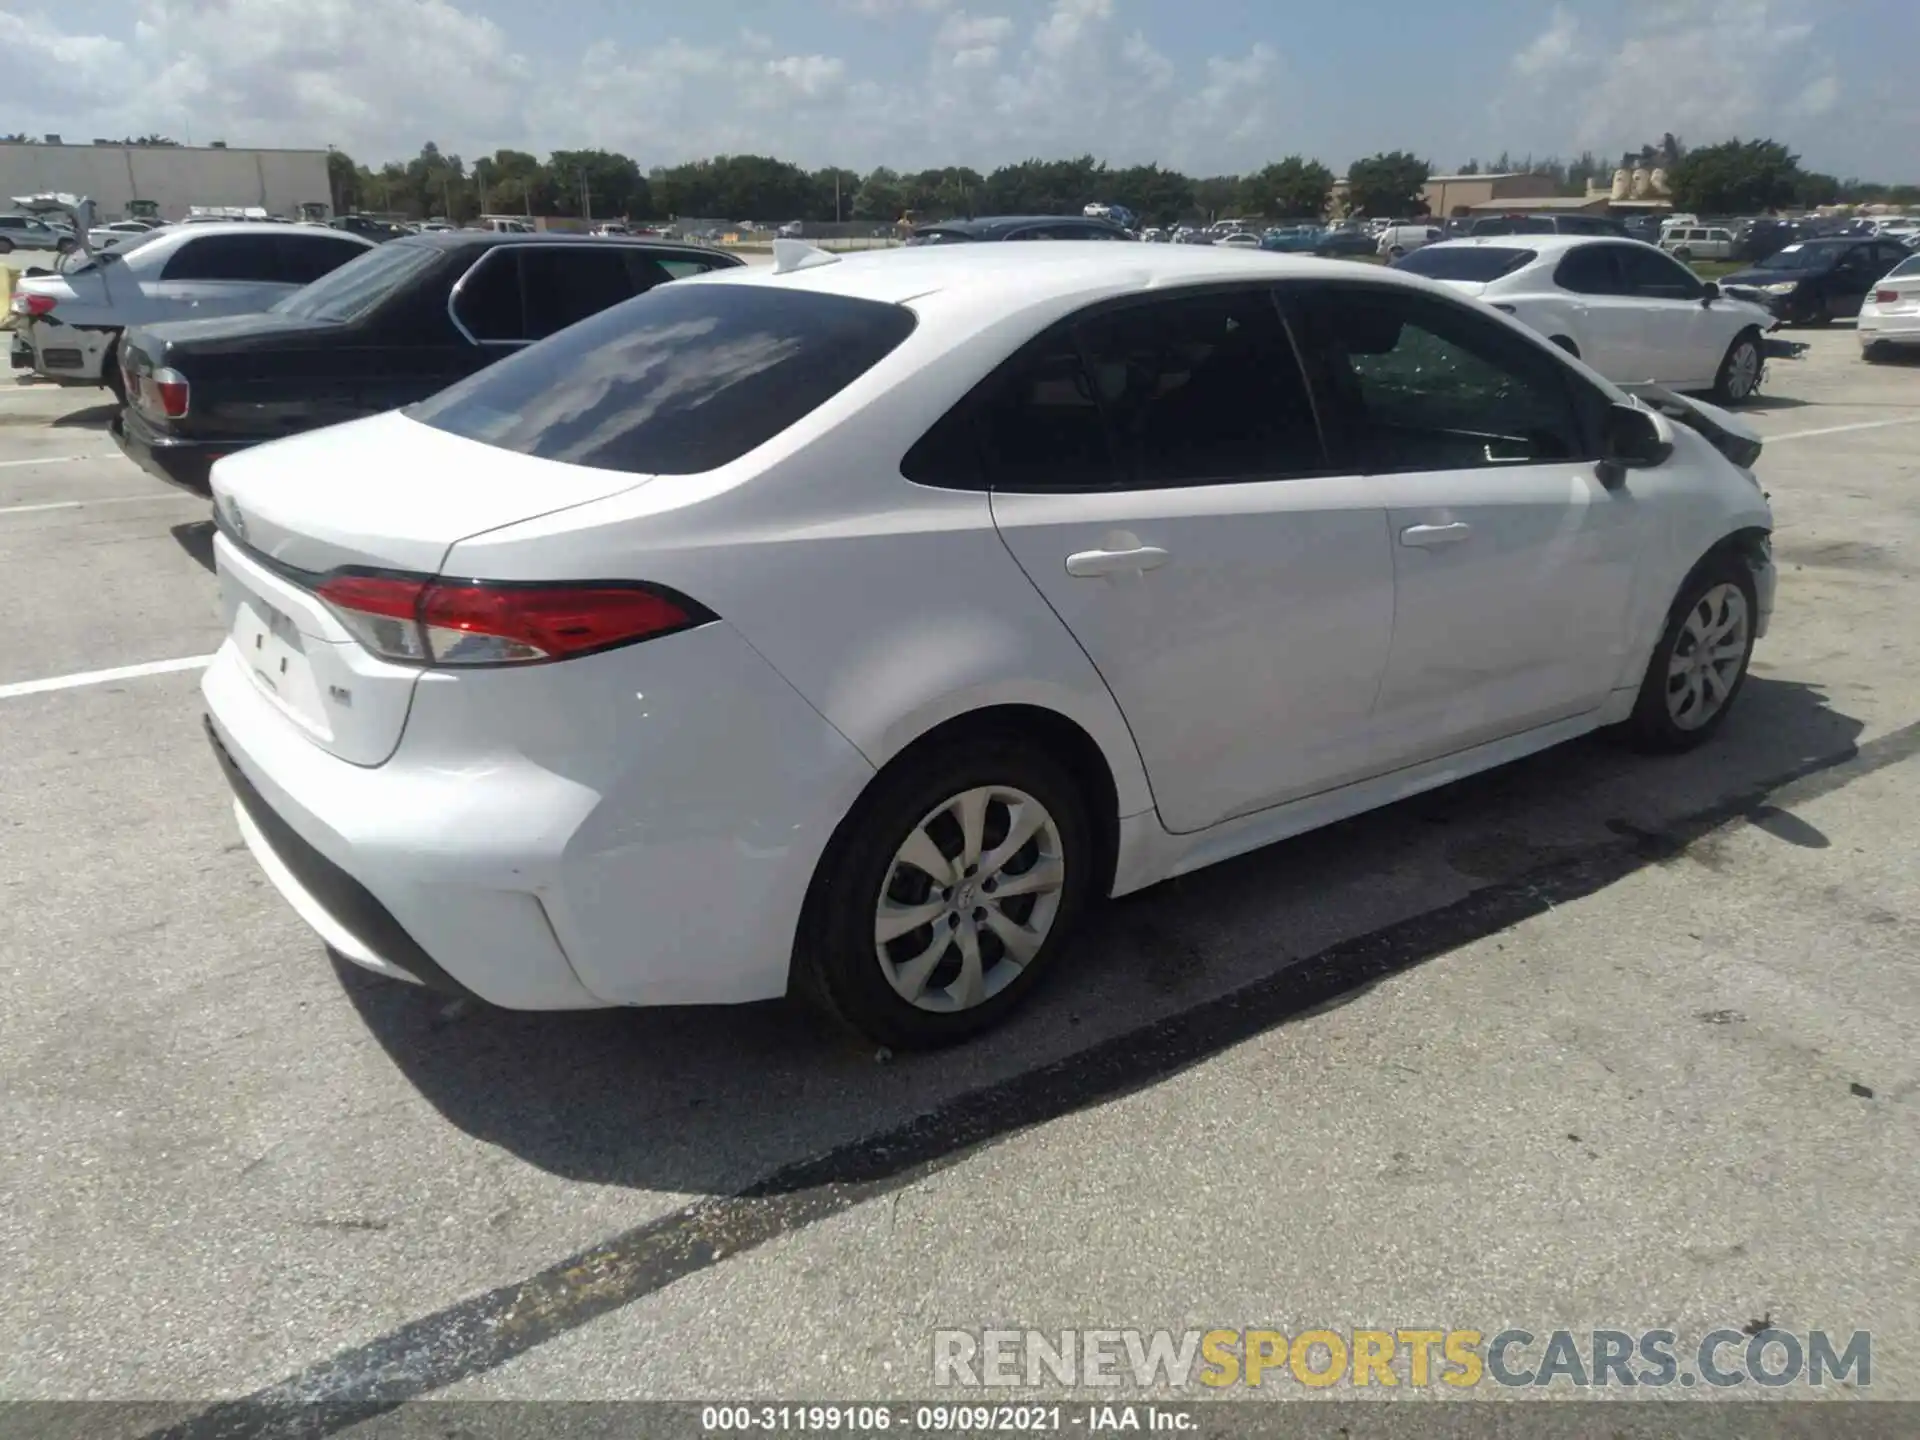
[0,141,333,221]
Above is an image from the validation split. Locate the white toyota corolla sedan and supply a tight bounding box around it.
[1391,235,1779,404]
[202,241,1776,1047]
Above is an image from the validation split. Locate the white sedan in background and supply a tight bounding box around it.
[203,241,1775,1048]
[1859,252,1920,360]
[1393,236,1778,403]
[8,222,372,398]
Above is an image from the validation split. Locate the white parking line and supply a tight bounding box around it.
[0,493,176,516]
[0,653,214,701]
[1767,416,1920,442]
[0,453,102,469]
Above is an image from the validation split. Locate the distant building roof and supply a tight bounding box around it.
[1427,172,1535,182]
[1466,195,1612,211]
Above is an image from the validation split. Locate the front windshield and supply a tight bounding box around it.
[272,239,442,322]
[1758,244,1844,271]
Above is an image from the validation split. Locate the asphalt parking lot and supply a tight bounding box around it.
[2,324,1917,1420]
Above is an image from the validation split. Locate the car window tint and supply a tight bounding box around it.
[1294,286,1589,472]
[160,234,282,283]
[1395,246,1536,281]
[273,239,445,323]
[451,250,526,342]
[654,256,723,280]
[1553,245,1627,295]
[276,233,368,285]
[518,247,642,339]
[1619,246,1702,299]
[410,283,916,475]
[974,334,1115,488]
[1074,289,1324,486]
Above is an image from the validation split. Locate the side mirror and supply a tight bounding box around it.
[1700,281,1720,305]
[1599,403,1672,481]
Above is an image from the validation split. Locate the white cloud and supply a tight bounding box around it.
[1500,0,1840,162]
[5,0,1300,177]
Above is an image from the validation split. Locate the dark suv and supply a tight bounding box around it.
[114,232,742,493]
[904,215,1133,244]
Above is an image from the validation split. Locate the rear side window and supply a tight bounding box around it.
[277,233,370,284]
[160,234,282,282]
[518,247,643,339]
[1395,246,1536,282]
[1619,246,1702,299]
[410,282,917,474]
[1552,245,1627,295]
[451,250,525,342]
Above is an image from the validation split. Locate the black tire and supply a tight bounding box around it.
[1549,335,1580,357]
[0,236,13,255]
[795,732,1096,1049]
[1710,328,1764,405]
[1863,341,1890,364]
[1387,246,1405,259]
[101,337,126,405]
[1623,554,1759,753]
[1673,247,1693,262]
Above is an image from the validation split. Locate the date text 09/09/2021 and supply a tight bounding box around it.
[701,1405,1185,1432]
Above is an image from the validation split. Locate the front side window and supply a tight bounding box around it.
[1292,285,1592,472]
[160,235,282,283]
[410,282,917,475]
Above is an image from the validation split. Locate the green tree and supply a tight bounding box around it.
[1667,138,1802,214]
[1191,174,1240,219]
[548,149,646,219]
[1345,151,1430,217]
[1237,156,1335,219]
[981,156,1108,215]
[1106,163,1194,225]
[325,150,360,213]
[810,166,862,221]
[1795,171,1840,208]
[851,166,906,221]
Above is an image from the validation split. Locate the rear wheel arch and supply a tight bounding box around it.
[849,704,1122,903]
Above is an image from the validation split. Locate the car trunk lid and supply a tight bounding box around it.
[209,412,656,765]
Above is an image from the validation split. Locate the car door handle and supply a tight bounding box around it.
[1399,522,1473,548]
[1065,545,1170,577]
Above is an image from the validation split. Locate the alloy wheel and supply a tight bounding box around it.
[873,785,1066,1013]
[1666,583,1749,730]
[1724,339,1761,400]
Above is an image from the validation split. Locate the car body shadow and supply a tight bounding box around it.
[171,519,216,573]
[342,675,1865,1199]
[1739,393,1810,411]
[50,402,117,429]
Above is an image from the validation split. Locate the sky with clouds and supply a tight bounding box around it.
[5,0,1915,180]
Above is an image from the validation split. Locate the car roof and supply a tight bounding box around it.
[392,231,735,259]
[692,240,1430,310]
[1418,234,1650,256]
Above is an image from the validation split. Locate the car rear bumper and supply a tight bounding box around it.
[17,318,110,382]
[200,609,878,1012]
[112,408,232,495]
[1859,309,1920,346]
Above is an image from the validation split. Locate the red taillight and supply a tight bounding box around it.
[314,573,709,667]
[11,292,56,317]
[1876,288,1900,304]
[150,365,190,418]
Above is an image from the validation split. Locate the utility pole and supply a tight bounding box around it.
[835,172,841,223]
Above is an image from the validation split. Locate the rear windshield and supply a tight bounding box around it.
[1889,254,1920,279]
[1392,246,1537,281]
[1757,243,1844,271]
[273,239,444,322]
[408,281,918,474]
